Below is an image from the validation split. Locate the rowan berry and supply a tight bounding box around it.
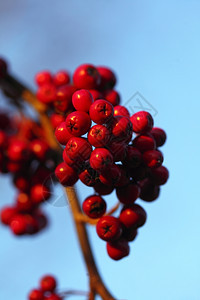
[97,66,116,90]
[96,216,122,241]
[93,182,114,195]
[0,206,17,225]
[106,239,130,260]
[73,64,100,89]
[50,114,65,129]
[139,178,160,202]
[72,89,94,112]
[104,90,120,106]
[99,164,121,186]
[82,195,106,219]
[16,193,33,212]
[90,148,113,171]
[53,70,70,86]
[143,149,163,168]
[119,204,147,229]
[30,184,50,204]
[114,105,130,118]
[89,99,114,124]
[30,139,49,161]
[65,111,91,137]
[35,71,52,86]
[40,275,57,292]
[132,133,156,153]
[29,289,44,300]
[116,183,140,204]
[130,111,153,133]
[78,163,99,186]
[55,162,78,186]
[37,84,57,103]
[88,89,102,100]
[55,122,73,145]
[122,146,142,168]
[149,166,169,185]
[150,127,167,147]
[10,214,27,235]
[87,124,111,147]
[65,137,92,162]
[111,116,132,142]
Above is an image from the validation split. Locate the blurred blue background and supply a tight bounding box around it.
[0,0,200,299]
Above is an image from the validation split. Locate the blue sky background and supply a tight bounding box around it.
[0,1,200,299]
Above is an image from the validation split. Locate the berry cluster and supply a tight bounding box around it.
[0,112,56,235]
[51,64,169,260]
[28,275,62,300]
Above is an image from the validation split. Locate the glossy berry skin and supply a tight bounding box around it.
[55,162,78,186]
[122,146,142,168]
[79,164,99,186]
[104,90,120,106]
[89,99,114,124]
[65,137,92,162]
[99,164,121,186]
[96,216,122,241]
[55,122,73,145]
[143,149,163,168]
[90,148,113,171]
[35,71,52,86]
[88,89,102,101]
[82,195,106,219]
[53,70,70,86]
[122,227,138,242]
[50,114,65,129]
[8,139,30,162]
[0,58,8,79]
[149,166,169,185]
[0,206,17,225]
[72,89,94,112]
[151,127,167,147]
[140,178,160,202]
[55,85,76,112]
[29,289,44,300]
[130,111,154,134]
[73,64,101,89]
[65,111,91,137]
[37,84,57,103]
[30,184,50,204]
[116,183,140,204]
[10,215,27,235]
[132,133,156,153]
[106,239,130,260]
[119,204,147,229]
[87,124,111,147]
[114,105,130,118]
[97,66,116,90]
[40,275,57,292]
[111,116,132,142]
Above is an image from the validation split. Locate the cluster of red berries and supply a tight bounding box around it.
[48,63,169,260]
[0,112,57,235]
[28,275,62,300]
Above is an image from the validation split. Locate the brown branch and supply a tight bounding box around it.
[0,72,116,300]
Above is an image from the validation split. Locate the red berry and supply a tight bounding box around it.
[24,215,39,234]
[40,275,57,292]
[65,137,92,162]
[130,111,153,133]
[132,133,156,153]
[143,149,163,168]
[13,173,30,192]
[54,85,76,112]
[30,139,49,161]
[88,89,103,100]
[0,206,17,225]
[37,84,57,103]
[90,148,113,171]
[78,163,99,186]
[16,193,33,212]
[35,71,52,86]
[73,64,100,89]
[99,164,121,186]
[150,127,167,147]
[106,141,127,162]
[87,124,111,147]
[116,183,140,204]
[55,162,78,186]
[50,114,65,129]
[93,182,114,195]
[29,289,44,300]
[111,116,132,142]
[65,111,91,137]
[122,227,138,242]
[55,122,73,145]
[114,105,130,118]
[89,99,114,124]
[30,184,50,204]
[106,239,130,260]
[96,216,122,241]
[53,70,70,86]
[7,139,30,162]
[97,66,116,90]
[82,195,106,219]
[119,204,147,229]
[139,178,160,202]
[122,146,142,168]
[104,90,120,106]
[72,89,94,112]
[10,214,27,235]
[149,166,169,185]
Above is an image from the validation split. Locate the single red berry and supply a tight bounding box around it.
[16,193,33,212]
[0,58,8,79]
[90,148,113,171]
[143,149,163,168]
[29,289,44,300]
[13,173,30,192]
[87,124,111,147]
[116,183,140,204]
[73,64,100,89]
[40,275,57,292]
[72,89,94,112]
[50,114,65,129]
[97,66,116,90]
[55,122,73,145]
[130,111,154,133]
[35,71,52,86]
[89,99,114,124]
[65,111,91,137]
[99,164,121,186]
[53,70,70,86]
[93,182,114,195]
[149,166,169,185]
[7,139,30,162]
[132,133,156,153]
[119,204,147,229]
[37,84,57,103]
[96,216,122,241]
[114,105,130,118]
[122,146,142,168]
[104,90,120,106]
[55,162,78,186]
[122,227,138,242]
[106,141,127,162]
[30,139,49,161]
[139,178,160,202]
[82,195,106,219]
[30,184,50,204]
[65,137,92,162]
[54,85,76,112]
[79,163,99,186]
[88,89,102,100]
[0,206,17,225]
[150,127,167,147]
[111,116,132,142]
[106,238,130,260]
[10,214,27,235]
